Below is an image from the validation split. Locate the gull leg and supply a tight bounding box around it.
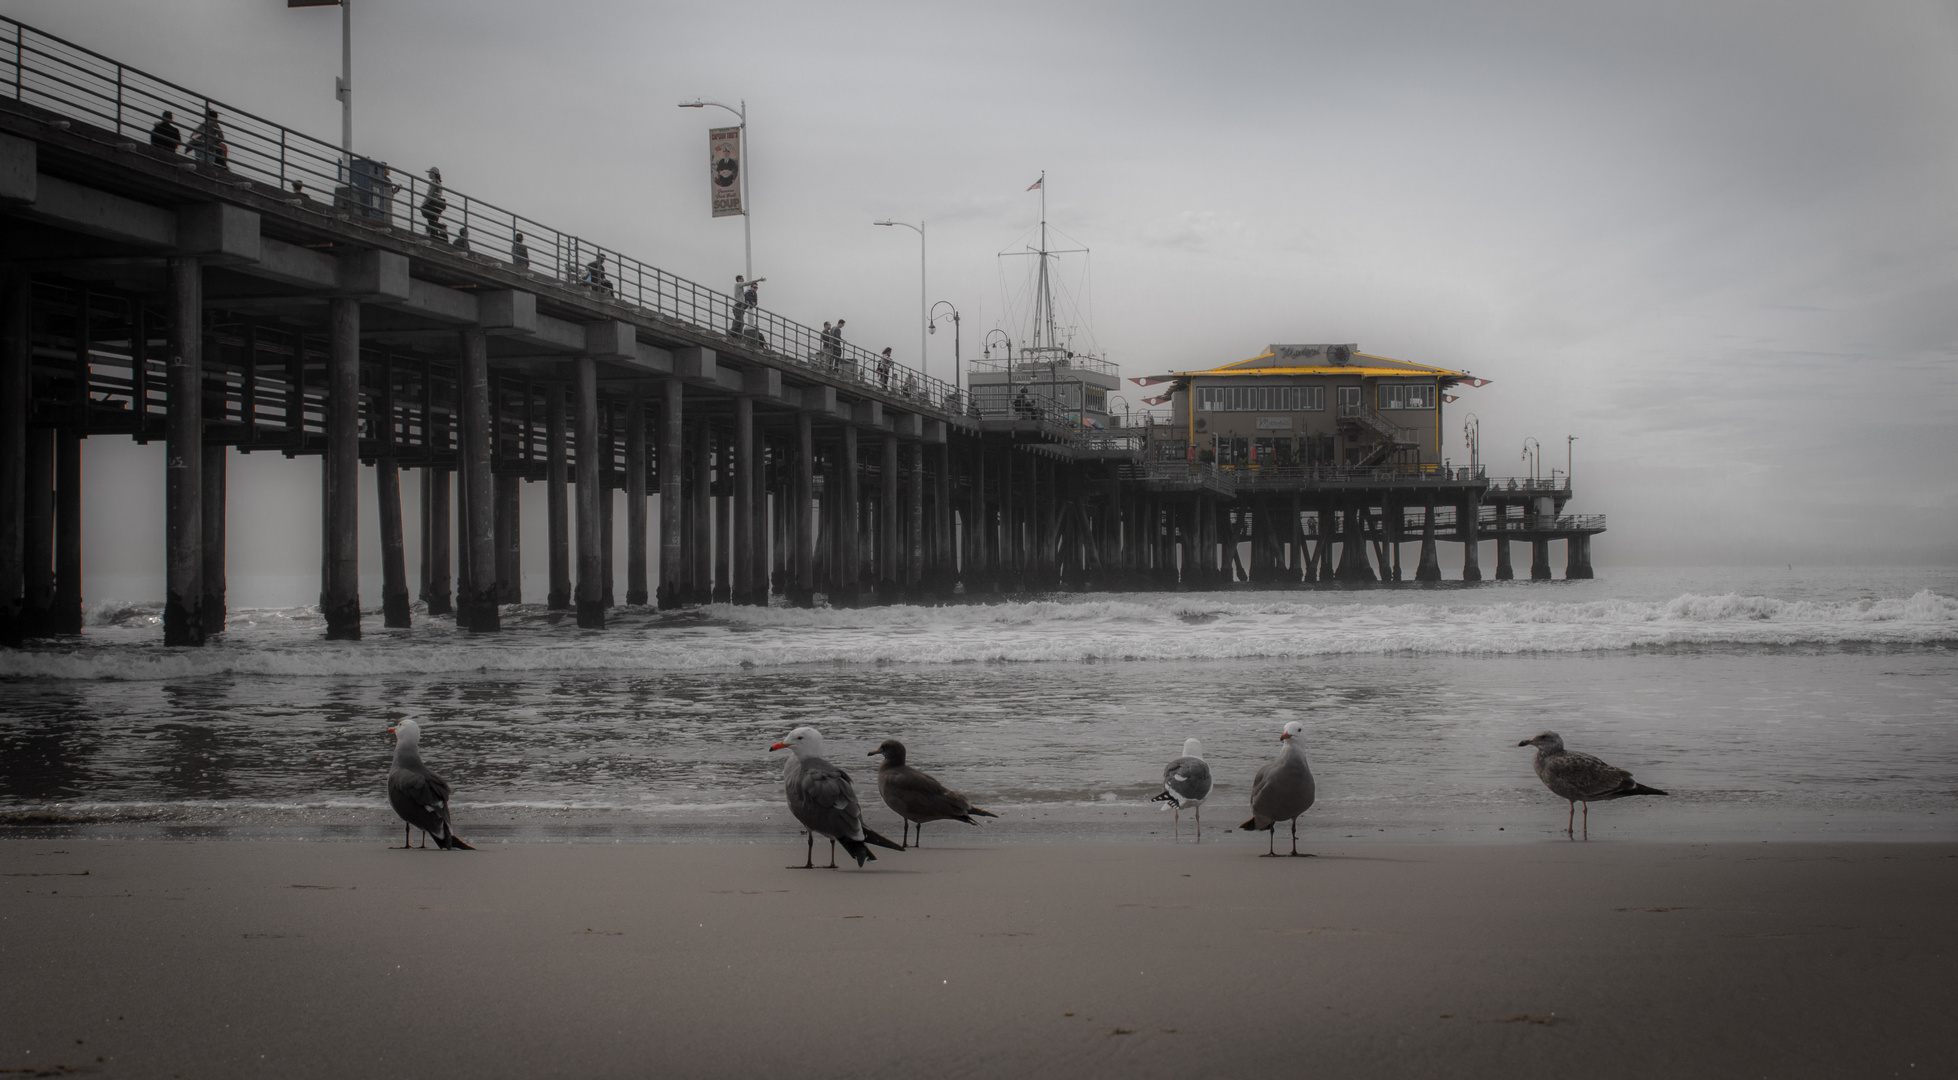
[790,830,815,869]
[827,839,839,869]
[1262,825,1278,857]
[902,820,910,849]
[418,830,427,849]
[1566,801,1575,839]
[1582,802,1589,841]
[1195,804,1201,842]
[1173,805,1180,842]
[917,822,924,849]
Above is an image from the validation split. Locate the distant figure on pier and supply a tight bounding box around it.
[454,225,471,252]
[818,321,836,366]
[730,274,764,339]
[1013,385,1036,419]
[188,108,227,169]
[878,348,894,390]
[421,166,449,241]
[148,110,180,152]
[834,319,852,377]
[586,252,612,296]
[509,231,529,269]
[288,179,308,202]
[902,371,917,399]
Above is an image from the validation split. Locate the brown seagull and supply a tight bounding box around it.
[1518,731,1668,839]
[868,739,997,848]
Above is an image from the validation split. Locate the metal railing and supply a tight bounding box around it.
[0,16,963,419]
[1226,463,1485,487]
[967,352,1119,379]
[1484,476,1571,494]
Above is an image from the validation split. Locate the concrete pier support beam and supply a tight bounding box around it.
[377,458,411,627]
[907,442,925,598]
[322,297,361,640]
[599,404,615,609]
[1530,538,1552,581]
[202,446,227,632]
[711,469,730,604]
[572,356,604,629]
[457,327,499,631]
[1461,498,1483,581]
[494,472,521,605]
[836,424,861,607]
[733,397,755,605]
[657,381,684,609]
[163,258,206,646]
[0,274,26,647]
[626,393,649,606]
[1335,504,1376,582]
[23,427,52,635]
[878,434,900,603]
[546,383,571,610]
[420,467,453,617]
[52,431,81,635]
[1494,533,1514,580]
[1415,500,1442,581]
[791,413,814,607]
[692,419,712,604]
[1566,535,1594,579]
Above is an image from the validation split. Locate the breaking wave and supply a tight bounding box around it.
[2,589,1950,682]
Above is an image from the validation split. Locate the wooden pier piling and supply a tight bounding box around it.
[658,381,683,609]
[792,413,814,606]
[164,257,205,646]
[377,458,410,628]
[625,393,648,606]
[53,430,81,635]
[420,467,454,617]
[572,356,603,629]
[322,297,361,640]
[734,397,755,605]
[202,445,227,632]
[23,427,52,635]
[546,382,571,610]
[458,328,499,632]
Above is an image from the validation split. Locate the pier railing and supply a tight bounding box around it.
[0,15,961,418]
[1483,476,1570,494]
[1229,464,1486,488]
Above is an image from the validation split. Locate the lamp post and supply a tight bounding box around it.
[1566,435,1577,488]
[678,98,751,281]
[1522,437,1541,482]
[984,329,1013,415]
[875,220,926,381]
[1462,412,1480,473]
[287,0,353,159]
[929,301,960,396]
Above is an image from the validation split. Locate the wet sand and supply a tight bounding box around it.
[4,838,1953,1079]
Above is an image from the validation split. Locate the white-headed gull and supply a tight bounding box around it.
[386,720,475,850]
[1241,720,1315,856]
[1151,738,1213,841]
[771,727,903,868]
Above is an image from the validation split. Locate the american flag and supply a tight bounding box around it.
[1026,175,1043,191]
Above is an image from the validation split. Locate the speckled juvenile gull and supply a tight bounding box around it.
[385,720,474,850]
[771,726,904,868]
[1240,721,1316,857]
[1518,731,1668,839]
[868,739,996,848]
[1151,738,1213,841]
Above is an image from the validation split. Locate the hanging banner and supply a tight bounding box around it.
[709,126,743,218]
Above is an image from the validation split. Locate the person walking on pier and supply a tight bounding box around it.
[833,319,853,378]
[878,348,895,390]
[586,252,613,296]
[730,275,764,340]
[421,167,450,241]
[189,108,228,169]
[148,110,180,152]
[818,322,837,367]
[509,231,530,270]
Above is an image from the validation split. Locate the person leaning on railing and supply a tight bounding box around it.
[421,167,449,241]
[149,110,180,153]
[509,231,530,269]
[188,108,228,170]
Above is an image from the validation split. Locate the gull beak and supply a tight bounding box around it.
[1516,739,1531,747]
[386,727,396,735]
[1279,732,1291,741]
[769,742,788,752]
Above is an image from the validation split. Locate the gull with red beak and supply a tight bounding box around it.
[770,727,904,869]
[386,720,474,850]
[1240,720,1316,857]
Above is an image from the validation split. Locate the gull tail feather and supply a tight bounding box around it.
[967,806,998,819]
[436,832,476,851]
[1240,817,1270,831]
[1627,783,1668,797]
[837,838,877,867]
[860,827,905,852]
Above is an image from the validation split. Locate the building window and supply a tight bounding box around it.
[1379,383,1436,410]
[1195,384,1324,412]
[1085,387,1106,412]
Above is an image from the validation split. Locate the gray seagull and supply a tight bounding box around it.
[1151,738,1214,841]
[1240,720,1316,856]
[868,739,997,848]
[771,727,903,868]
[1518,731,1668,839]
[385,720,474,850]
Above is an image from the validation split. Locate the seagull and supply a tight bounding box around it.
[1518,731,1668,840]
[1240,720,1316,857]
[868,739,997,848]
[1151,738,1213,841]
[771,727,904,869]
[385,720,475,851]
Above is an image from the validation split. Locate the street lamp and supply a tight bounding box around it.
[1522,437,1541,482]
[984,329,1014,414]
[286,0,353,159]
[678,98,751,281]
[1566,435,1578,487]
[1462,412,1480,473]
[874,220,926,382]
[929,300,960,395]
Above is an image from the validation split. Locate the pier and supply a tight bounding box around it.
[0,17,1605,646]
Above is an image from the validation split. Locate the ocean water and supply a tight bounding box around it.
[2,567,1954,845]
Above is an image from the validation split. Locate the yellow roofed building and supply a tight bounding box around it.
[1134,343,1483,470]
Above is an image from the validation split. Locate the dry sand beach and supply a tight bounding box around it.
[5,838,1954,1079]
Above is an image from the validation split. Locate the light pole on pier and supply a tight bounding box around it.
[875,220,927,382]
[984,329,1014,411]
[679,98,752,282]
[1462,412,1480,473]
[1566,435,1577,486]
[1522,437,1541,482]
[287,0,353,158]
[929,301,960,396]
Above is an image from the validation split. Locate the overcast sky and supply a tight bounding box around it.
[12,0,1957,599]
